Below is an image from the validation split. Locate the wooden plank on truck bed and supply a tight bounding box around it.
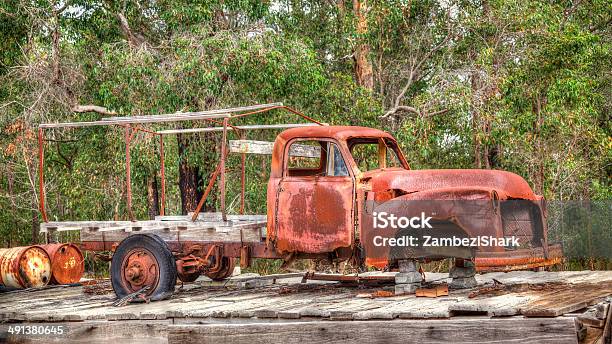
[77,221,265,243]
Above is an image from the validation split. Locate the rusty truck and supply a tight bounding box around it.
[37,103,562,300]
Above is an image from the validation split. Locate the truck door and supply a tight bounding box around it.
[275,139,354,254]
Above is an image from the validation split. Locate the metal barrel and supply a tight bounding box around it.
[41,243,85,284]
[0,246,52,288]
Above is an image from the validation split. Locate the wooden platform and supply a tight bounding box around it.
[39,213,268,244]
[1,270,611,343]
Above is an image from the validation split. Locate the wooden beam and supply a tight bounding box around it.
[229,140,320,158]
[0,321,169,343]
[167,318,579,344]
[156,123,317,135]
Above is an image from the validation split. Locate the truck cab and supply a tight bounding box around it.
[267,126,408,256]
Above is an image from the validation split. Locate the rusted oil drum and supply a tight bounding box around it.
[0,246,52,288]
[41,243,85,284]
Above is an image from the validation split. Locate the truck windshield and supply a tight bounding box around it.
[349,138,403,172]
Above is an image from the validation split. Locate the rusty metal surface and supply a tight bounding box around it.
[37,128,48,222]
[191,161,223,221]
[274,176,354,254]
[41,243,84,284]
[474,244,563,272]
[176,255,201,282]
[364,169,539,200]
[120,247,159,295]
[0,246,52,288]
[124,125,133,220]
[159,135,166,216]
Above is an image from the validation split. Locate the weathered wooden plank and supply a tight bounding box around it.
[157,213,267,222]
[522,284,612,317]
[228,140,320,158]
[449,293,532,317]
[41,220,265,232]
[43,220,266,243]
[0,320,170,343]
[80,227,263,243]
[167,317,579,344]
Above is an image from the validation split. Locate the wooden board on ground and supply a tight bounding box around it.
[1,271,611,343]
[522,283,612,317]
[1,271,610,323]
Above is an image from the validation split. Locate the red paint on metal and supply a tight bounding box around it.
[220,117,228,221]
[191,161,223,222]
[0,246,52,288]
[125,125,133,220]
[275,176,354,253]
[38,128,48,222]
[41,243,85,284]
[159,135,166,216]
[240,150,246,215]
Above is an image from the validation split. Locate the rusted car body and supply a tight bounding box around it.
[36,104,561,298]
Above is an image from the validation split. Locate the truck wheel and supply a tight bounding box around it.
[205,257,236,281]
[111,234,177,301]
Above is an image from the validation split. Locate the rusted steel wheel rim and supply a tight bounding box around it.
[120,248,160,294]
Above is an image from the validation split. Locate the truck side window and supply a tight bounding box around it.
[287,140,323,176]
[286,140,348,177]
[350,139,402,172]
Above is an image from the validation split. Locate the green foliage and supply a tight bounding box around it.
[0,0,609,269]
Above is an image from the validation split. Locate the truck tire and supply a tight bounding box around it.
[111,234,177,301]
[205,257,236,281]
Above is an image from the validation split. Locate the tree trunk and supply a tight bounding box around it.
[146,175,160,219]
[471,71,482,168]
[532,95,545,195]
[177,134,204,215]
[352,0,374,90]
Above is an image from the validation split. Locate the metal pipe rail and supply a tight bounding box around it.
[37,103,322,224]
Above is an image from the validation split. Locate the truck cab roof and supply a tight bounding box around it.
[277,125,395,142]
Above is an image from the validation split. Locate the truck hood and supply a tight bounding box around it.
[362,168,538,200]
